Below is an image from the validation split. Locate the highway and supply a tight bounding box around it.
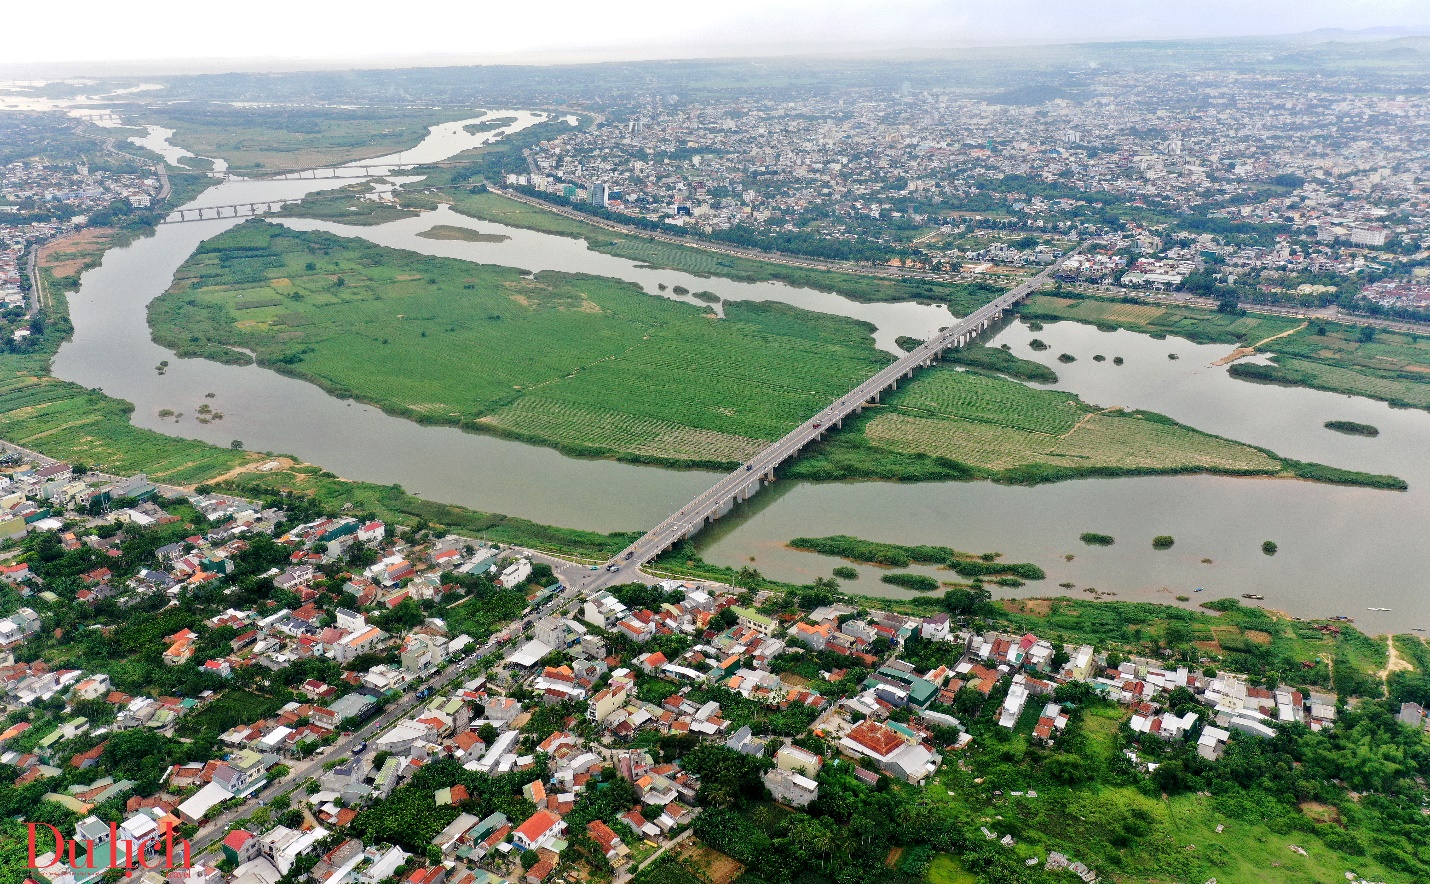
[585,258,1067,589]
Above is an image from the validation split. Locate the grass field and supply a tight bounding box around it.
[789,367,1304,484]
[0,375,254,484]
[440,189,1007,313]
[152,220,892,468]
[1024,293,1430,410]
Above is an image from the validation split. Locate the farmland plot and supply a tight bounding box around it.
[153,221,890,467]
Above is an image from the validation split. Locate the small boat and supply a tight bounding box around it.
[1368,607,1391,612]
[1194,587,1204,592]
[1241,593,1265,600]
[1413,627,1425,633]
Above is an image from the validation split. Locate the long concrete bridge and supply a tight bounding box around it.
[602,259,1065,576]
[161,201,305,223]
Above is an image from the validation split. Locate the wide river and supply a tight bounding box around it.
[51,109,1430,632]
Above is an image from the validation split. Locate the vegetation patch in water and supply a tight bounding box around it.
[1324,420,1379,437]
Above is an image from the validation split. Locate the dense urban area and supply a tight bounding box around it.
[1,31,1430,884]
[507,69,1430,318]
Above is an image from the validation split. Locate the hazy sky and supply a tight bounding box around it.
[5,0,1428,70]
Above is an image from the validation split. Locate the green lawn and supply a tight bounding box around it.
[152,220,892,468]
[924,854,975,884]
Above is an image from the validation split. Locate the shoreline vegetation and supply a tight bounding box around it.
[1023,292,1430,412]
[788,535,1047,581]
[153,221,1408,491]
[411,186,1011,314]
[779,363,1406,490]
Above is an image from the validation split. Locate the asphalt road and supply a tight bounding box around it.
[189,575,596,855]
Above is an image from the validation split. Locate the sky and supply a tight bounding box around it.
[4,0,1428,72]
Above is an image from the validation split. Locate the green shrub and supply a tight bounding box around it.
[880,573,940,592]
[1080,532,1115,546]
[1152,535,1175,550]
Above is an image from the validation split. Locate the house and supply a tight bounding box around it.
[496,559,532,589]
[838,719,940,784]
[587,684,628,724]
[764,768,819,807]
[334,626,387,663]
[586,820,628,864]
[222,830,261,865]
[512,810,566,852]
[775,743,823,776]
[177,782,233,824]
[730,607,773,635]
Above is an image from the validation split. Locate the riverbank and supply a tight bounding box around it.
[420,186,1010,313]
[1022,292,1430,411]
[149,220,894,470]
[778,364,1405,490]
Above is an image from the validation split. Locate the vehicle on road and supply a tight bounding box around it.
[813,421,822,428]
[607,564,621,572]
[624,551,634,560]
[745,463,753,471]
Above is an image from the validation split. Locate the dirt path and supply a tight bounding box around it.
[1058,405,1124,439]
[197,455,296,488]
[1379,634,1413,697]
[1212,322,1307,366]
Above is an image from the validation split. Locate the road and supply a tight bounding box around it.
[578,259,1066,592]
[24,247,41,317]
[189,572,597,856]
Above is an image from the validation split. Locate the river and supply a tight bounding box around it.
[47,110,1430,632]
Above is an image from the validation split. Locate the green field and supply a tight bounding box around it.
[151,220,892,468]
[785,366,1403,488]
[1024,294,1430,410]
[0,375,253,485]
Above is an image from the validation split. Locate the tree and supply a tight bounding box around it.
[230,440,244,450]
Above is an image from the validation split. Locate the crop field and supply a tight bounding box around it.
[605,238,728,275]
[479,398,766,462]
[859,368,1282,475]
[0,376,254,485]
[153,221,891,467]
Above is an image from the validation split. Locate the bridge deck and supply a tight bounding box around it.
[608,259,1065,572]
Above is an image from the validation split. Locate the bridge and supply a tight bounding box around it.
[600,258,1065,578]
[161,200,307,223]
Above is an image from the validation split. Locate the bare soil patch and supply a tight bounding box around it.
[681,843,744,884]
